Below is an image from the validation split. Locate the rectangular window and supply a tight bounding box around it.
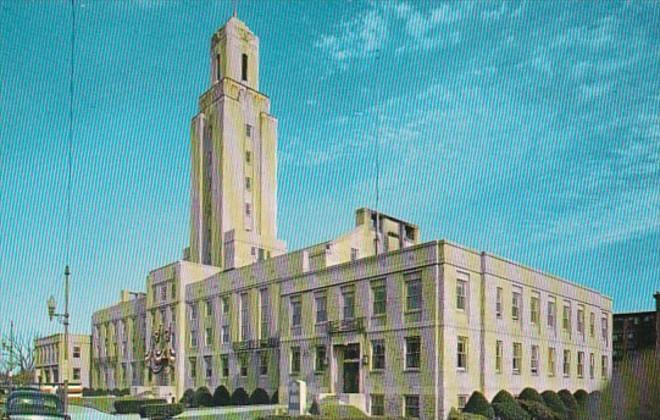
[496,287,502,318]
[548,298,556,329]
[190,330,197,348]
[548,347,556,377]
[406,277,422,312]
[590,312,595,337]
[343,288,355,320]
[457,336,468,370]
[315,294,327,323]
[458,395,468,411]
[240,292,250,341]
[191,303,198,320]
[456,280,467,310]
[190,357,197,379]
[221,355,229,377]
[291,347,301,374]
[350,247,359,261]
[205,356,212,379]
[73,346,81,358]
[496,340,503,373]
[260,351,268,376]
[245,177,251,191]
[577,351,584,377]
[512,289,521,321]
[563,350,571,377]
[601,355,608,378]
[405,336,421,369]
[205,327,212,347]
[206,300,213,317]
[73,368,80,381]
[372,282,386,316]
[531,345,539,375]
[240,354,248,377]
[222,325,230,344]
[404,395,420,418]
[601,315,608,343]
[222,296,230,314]
[372,340,385,370]
[171,282,176,298]
[531,293,540,325]
[260,288,269,340]
[315,346,327,372]
[371,394,384,416]
[578,306,585,336]
[245,150,251,163]
[245,203,251,216]
[563,303,571,332]
[590,353,595,379]
[513,343,522,374]
[241,54,248,82]
[161,285,166,301]
[291,296,302,328]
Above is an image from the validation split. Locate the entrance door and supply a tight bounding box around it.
[343,343,360,393]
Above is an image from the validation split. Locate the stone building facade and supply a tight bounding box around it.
[34,333,91,389]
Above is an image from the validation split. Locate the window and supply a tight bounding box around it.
[563,350,571,377]
[190,357,197,379]
[578,306,585,336]
[240,292,250,341]
[315,346,327,372]
[563,303,571,332]
[291,347,301,374]
[222,325,230,344]
[512,290,521,320]
[205,328,212,347]
[221,355,229,377]
[405,337,421,369]
[260,288,269,340]
[371,394,384,416]
[456,280,467,310]
[191,303,198,320]
[222,296,230,314]
[260,351,268,376]
[590,312,595,337]
[291,296,302,328]
[73,346,81,358]
[240,354,248,377]
[245,177,251,191]
[404,395,420,418]
[457,336,468,370]
[372,282,386,316]
[372,340,385,370]
[350,248,359,261]
[205,356,212,379]
[601,355,608,378]
[245,203,251,216]
[406,277,422,312]
[205,300,212,317]
[190,330,197,348]
[241,53,248,82]
[161,285,166,301]
[576,351,584,378]
[513,343,522,374]
[215,54,221,81]
[601,315,608,343]
[496,287,502,318]
[589,353,595,379]
[315,294,327,323]
[458,395,468,411]
[495,341,503,373]
[548,298,556,329]
[343,288,355,320]
[73,368,80,381]
[531,345,539,375]
[531,294,540,325]
[245,150,251,163]
[171,282,176,298]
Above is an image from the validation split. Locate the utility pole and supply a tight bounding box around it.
[9,320,13,389]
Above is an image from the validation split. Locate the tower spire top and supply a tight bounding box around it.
[232,0,237,17]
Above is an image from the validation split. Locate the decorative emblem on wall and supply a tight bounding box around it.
[145,324,176,374]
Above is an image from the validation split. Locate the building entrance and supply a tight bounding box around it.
[342,343,360,393]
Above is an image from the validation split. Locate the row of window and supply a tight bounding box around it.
[35,345,81,364]
[368,394,419,418]
[188,351,269,380]
[152,281,176,303]
[39,367,81,383]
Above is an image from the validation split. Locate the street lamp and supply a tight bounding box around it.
[47,265,70,414]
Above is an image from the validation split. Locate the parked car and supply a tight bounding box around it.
[2,390,70,419]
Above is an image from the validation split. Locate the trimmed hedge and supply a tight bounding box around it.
[139,403,183,419]
[309,399,320,415]
[541,391,568,419]
[517,399,555,420]
[447,407,488,420]
[271,390,279,404]
[518,388,544,404]
[573,389,588,407]
[250,388,271,405]
[231,387,249,406]
[492,401,532,420]
[492,390,516,405]
[213,385,231,407]
[558,389,578,410]
[114,398,166,414]
[463,391,494,418]
[180,389,195,408]
[194,386,214,407]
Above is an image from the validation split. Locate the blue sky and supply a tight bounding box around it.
[1,0,658,338]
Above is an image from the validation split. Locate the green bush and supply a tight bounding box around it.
[541,391,567,419]
[250,388,271,405]
[492,390,516,405]
[517,399,556,420]
[194,386,214,407]
[447,407,489,420]
[463,391,494,418]
[213,385,231,407]
[309,399,320,415]
[492,401,531,420]
[180,389,195,408]
[573,390,588,407]
[558,389,578,419]
[140,403,183,419]
[271,390,279,404]
[113,398,166,414]
[518,388,544,404]
[231,387,249,406]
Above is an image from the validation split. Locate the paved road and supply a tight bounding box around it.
[67,405,138,419]
[176,404,284,418]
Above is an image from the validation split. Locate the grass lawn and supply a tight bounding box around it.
[69,396,120,413]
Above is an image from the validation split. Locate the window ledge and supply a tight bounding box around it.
[314,370,326,375]
[404,368,420,373]
[370,369,385,374]
[457,367,467,372]
[405,309,422,315]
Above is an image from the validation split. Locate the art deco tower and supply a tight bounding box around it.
[189,17,286,269]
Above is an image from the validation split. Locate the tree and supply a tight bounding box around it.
[0,329,37,384]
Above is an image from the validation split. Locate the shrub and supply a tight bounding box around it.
[140,403,183,419]
[463,391,494,418]
[447,407,489,420]
[573,390,588,407]
[114,398,166,414]
[213,385,231,407]
[309,399,320,415]
[492,390,516,405]
[231,387,249,406]
[558,390,578,411]
[541,391,567,419]
[518,388,544,404]
[250,388,271,405]
[180,389,195,408]
[194,386,214,407]
[492,401,532,420]
[271,389,279,404]
[518,399,556,420]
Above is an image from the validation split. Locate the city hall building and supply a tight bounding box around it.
[90,16,612,419]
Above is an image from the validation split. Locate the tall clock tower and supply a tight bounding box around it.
[189,16,286,269]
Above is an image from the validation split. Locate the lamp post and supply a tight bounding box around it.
[1,320,14,389]
[47,265,70,414]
